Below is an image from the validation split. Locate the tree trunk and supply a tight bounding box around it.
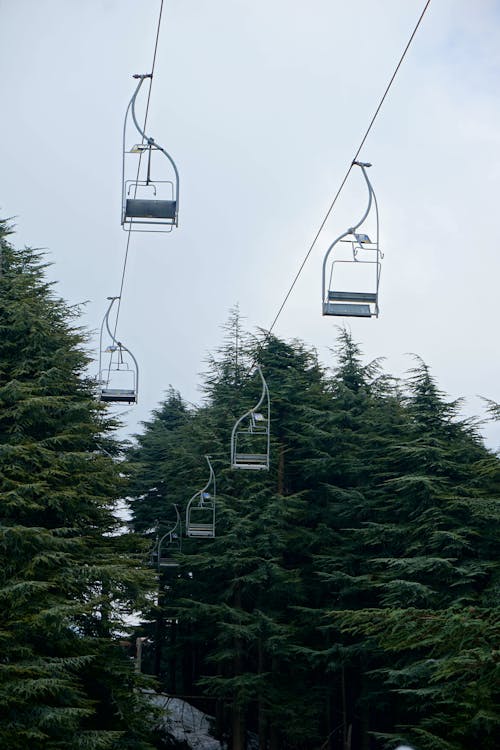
[278,443,285,496]
[169,618,177,693]
[232,704,245,750]
[258,637,268,750]
[182,623,194,696]
[341,666,348,750]
[325,687,333,750]
[360,674,370,750]
[268,656,280,750]
[154,586,164,678]
[216,696,225,743]
[269,721,279,750]
[232,583,245,750]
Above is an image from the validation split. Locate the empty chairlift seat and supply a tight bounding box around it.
[231,366,270,471]
[322,162,382,319]
[185,494,216,538]
[122,74,179,232]
[97,297,139,405]
[186,457,216,539]
[151,506,182,569]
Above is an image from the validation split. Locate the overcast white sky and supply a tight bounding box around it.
[1,0,500,448]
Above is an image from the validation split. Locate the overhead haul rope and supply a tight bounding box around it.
[112,0,165,342]
[265,0,432,338]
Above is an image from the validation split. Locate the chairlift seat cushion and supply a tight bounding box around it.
[328,291,377,303]
[101,388,137,404]
[126,198,176,220]
[323,302,372,318]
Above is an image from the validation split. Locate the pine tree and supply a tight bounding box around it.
[0,223,157,749]
[128,319,338,749]
[127,387,193,535]
[127,316,500,750]
[329,357,500,750]
[296,329,406,750]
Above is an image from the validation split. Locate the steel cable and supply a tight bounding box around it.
[112,0,165,341]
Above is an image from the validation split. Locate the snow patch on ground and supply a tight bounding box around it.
[145,691,222,750]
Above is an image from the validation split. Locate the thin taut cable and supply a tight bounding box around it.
[266,0,432,336]
[112,0,165,340]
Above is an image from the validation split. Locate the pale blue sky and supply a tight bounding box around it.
[1,0,499,447]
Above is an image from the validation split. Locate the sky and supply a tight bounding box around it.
[1,0,500,449]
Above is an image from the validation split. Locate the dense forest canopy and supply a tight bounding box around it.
[0,224,498,750]
[127,309,500,750]
[0,223,161,749]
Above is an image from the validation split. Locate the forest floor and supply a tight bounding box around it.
[144,691,259,750]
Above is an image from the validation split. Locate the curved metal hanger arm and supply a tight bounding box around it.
[126,74,180,204]
[200,455,215,498]
[230,366,269,444]
[322,162,375,302]
[158,505,182,548]
[349,161,374,232]
[129,75,151,141]
[253,365,269,413]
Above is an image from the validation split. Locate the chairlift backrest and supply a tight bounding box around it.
[98,297,139,404]
[231,366,270,470]
[186,457,216,538]
[322,161,382,318]
[122,74,179,232]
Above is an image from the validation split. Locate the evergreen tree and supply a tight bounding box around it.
[297,330,406,750]
[330,357,500,750]
[127,316,499,750]
[128,318,338,749]
[127,387,193,536]
[0,223,157,749]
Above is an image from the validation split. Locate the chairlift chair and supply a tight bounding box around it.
[231,366,270,470]
[122,73,179,232]
[322,161,382,318]
[98,297,139,404]
[185,456,216,538]
[151,506,182,570]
